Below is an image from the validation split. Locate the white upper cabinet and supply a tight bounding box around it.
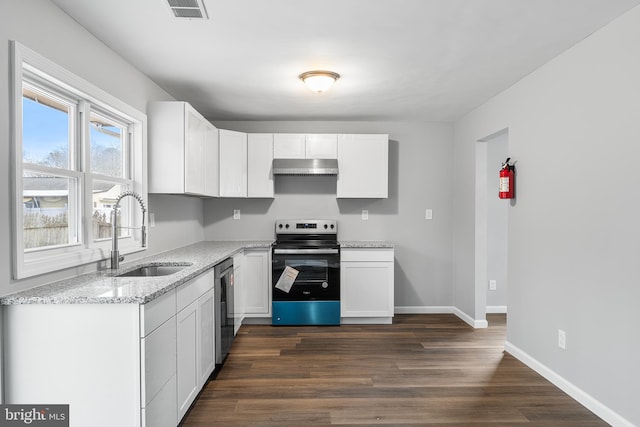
[219,129,248,197]
[273,134,305,158]
[337,134,389,198]
[247,133,274,198]
[148,101,218,197]
[305,134,338,158]
[184,108,205,194]
[273,133,338,159]
[203,123,219,197]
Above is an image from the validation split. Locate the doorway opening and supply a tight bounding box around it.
[475,129,509,326]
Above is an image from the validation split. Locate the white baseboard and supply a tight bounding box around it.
[486,305,507,313]
[394,306,454,314]
[505,341,634,427]
[395,306,488,329]
[453,307,488,328]
[341,317,392,325]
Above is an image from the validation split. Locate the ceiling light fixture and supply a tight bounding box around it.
[299,70,340,93]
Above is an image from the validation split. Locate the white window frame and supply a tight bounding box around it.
[11,41,147,279]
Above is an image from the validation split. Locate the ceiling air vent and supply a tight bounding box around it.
[166,0,209,19]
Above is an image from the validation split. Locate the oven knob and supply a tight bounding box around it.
[278,224,283,229]
[324,224,328,229]
[322,282,328,289]
[285,224,289,229]
[330,224,334,229]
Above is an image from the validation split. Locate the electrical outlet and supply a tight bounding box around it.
[425,209,433,220]
[558,329,566,350]
[233,209,240,220]
[362,210,369,220]
[149,213,155,228]
[489,280,497,290]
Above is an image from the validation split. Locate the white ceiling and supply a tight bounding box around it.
[51,0,640,122]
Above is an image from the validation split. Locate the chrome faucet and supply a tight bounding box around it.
[110,191,147,270]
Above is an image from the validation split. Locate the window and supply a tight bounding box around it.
[12,42,147,279]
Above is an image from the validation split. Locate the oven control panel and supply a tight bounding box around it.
[275,219,337,234]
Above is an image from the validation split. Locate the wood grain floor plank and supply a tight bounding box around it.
[180,314,607,426]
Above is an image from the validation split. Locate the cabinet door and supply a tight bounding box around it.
[177,300,199,420]
[219,129,248,197]
[244,250,271,315]
[247,133,274,198]
[306,134,337,159]
[143,374,177,427]
[141,317,176,407]
[273,134,305,158]
[337,134,389,198]
[184,105,205,195]
[341,261,394,317]
[197,289,215,388]
[203,123,219,197]
[148,102,186,194]
[233,252,244,335]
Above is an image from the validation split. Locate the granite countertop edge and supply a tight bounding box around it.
[0,241,273,306]
[340,241,395,248]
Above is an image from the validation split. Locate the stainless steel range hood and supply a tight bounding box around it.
[272,158,338,176]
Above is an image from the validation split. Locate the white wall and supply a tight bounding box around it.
[0,0,206,298]
[453,5,640,425]
[205,121,454,309]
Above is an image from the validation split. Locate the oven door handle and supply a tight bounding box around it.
[273,248,339,255]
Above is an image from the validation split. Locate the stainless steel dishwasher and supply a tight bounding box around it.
[214,258,234,366]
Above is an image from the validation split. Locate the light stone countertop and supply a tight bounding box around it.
[0,241,273,306]
[340,241,395,248]
[1,240,393,306]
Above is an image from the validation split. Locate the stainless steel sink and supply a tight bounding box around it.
[116,263,191,277]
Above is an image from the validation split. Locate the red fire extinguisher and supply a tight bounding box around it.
[499,157,515,199]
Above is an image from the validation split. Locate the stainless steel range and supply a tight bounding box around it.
[272,219,340,325]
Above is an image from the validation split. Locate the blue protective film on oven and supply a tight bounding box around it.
[272,301,340,325]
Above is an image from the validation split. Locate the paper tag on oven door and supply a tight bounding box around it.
[275,266,299,293]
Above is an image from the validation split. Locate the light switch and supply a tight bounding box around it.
[489,280,497,290]
[362,210,369,220]
[233,209,240,220]
[425,209,433,220]
[149,213,155,228]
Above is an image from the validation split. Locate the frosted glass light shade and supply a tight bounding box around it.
[299,71,340,93]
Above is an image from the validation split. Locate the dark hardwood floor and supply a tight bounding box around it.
[181,314,607,426]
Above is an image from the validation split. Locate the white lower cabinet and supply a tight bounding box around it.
[233,252,244,335]
[141,290,177,427]
[197,289,215,388]
[177,299,199,419]
[340,248,395,324]
[143,374,177,427]
[176,271,215,420]
[3,269,215,427]
[243,249,271,317]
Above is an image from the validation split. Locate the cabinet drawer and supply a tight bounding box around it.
[141,317,177,406]
[140,289,176,337]
[142,373,177,427]
[177,270,214,312]
[341,248,394,262]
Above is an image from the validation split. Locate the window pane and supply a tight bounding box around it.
[23,172,77,250]
[92,181,130,241]
[22,86,71,169]
[90,112,125,178]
